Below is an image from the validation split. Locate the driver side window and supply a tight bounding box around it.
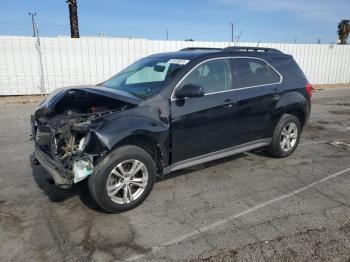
[180,59,231,94]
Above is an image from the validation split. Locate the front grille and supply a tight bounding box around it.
[37,124,51,133]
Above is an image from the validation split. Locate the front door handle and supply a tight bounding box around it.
[272,93,280,99]
[223,98,237,108]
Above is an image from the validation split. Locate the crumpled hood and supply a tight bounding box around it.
[35,85,142,116]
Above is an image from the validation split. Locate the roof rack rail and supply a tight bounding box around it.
[223,46,282,54]
[180,47,223,51]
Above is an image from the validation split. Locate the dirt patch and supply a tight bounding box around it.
[329,110,350,115]
[0,95,43,105]
[328,141,350,150]
[304,124,326,132]
[313,83,350,90]
[317,120,330,124]
[0,212,21,229]
[336,103,350,107]
[192,224,350,262]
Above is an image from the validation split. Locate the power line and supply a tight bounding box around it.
[36,18,69,28]
[235,31,242,45]
[36,18,97,35]
[176,29,227,38]
[0,18,31,24]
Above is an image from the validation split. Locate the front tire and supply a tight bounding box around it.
[88,145,156,213]
[268,114,301,158]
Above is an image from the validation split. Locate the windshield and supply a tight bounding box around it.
[101,57,190,99]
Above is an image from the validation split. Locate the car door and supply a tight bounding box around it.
[170,58,238,164]
[230,57,283,143]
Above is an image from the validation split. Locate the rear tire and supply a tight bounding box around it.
[267,114,301,158]
[88,145,156,213]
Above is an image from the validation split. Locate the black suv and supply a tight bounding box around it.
[32,46,312,213]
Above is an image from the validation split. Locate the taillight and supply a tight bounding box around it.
[306,83,312,98]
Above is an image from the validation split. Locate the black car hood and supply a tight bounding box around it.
[35,85,142,115]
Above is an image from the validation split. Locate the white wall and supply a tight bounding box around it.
[0,35,349,95]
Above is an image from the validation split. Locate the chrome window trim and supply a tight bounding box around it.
[171,56,283,101]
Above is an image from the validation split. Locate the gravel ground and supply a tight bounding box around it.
[0,88,349,262]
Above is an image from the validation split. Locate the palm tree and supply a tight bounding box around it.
[337,20,350,45]
[67,0,79,38]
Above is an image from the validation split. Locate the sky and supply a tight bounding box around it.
[0,0,349,44]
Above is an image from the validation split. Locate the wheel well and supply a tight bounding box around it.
[286,108,305,127]
[113,135,164,172]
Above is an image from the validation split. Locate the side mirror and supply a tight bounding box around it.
[175,84,204,99]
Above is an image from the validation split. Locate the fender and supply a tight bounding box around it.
[276,90,308,114]
[269,90,309,135]
[82,108,170,167]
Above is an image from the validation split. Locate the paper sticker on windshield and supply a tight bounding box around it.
[167,59,190,65]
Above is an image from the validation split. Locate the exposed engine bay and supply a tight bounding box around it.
[32,88,138,186]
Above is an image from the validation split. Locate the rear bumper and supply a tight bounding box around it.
[34,145,73,188]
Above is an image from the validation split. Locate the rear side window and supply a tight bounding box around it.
[271,58,306,80]
[232,58,281,89]
[180,59,231,94]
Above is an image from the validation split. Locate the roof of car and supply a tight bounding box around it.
[149,50,220,59]
[149,47,290,60]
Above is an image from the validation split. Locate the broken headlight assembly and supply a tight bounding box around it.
[48,118,98,183]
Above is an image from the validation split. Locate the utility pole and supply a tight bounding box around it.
[230,22,235,42]
[166,29,169,41]
[67,0,80,38]
[28,12,37,37]
[30,18,45,97]
[294,36,298,44]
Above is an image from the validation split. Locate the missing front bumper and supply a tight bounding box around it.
[34,146,73,189]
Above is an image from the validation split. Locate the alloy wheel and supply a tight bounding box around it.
[280,122,298,152]
[106,159,148,204]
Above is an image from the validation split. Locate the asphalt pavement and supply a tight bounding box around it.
[0,88,349,261]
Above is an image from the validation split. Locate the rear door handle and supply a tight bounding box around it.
[272,88,281,100]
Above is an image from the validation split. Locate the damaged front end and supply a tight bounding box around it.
[32,86,140,188]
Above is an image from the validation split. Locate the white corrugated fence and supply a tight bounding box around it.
[0,35,349,95]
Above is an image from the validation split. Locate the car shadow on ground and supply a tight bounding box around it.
[30,150,270,213]
[29,154,107,213]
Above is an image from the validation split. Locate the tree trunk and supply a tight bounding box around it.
[68,0,80,38]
